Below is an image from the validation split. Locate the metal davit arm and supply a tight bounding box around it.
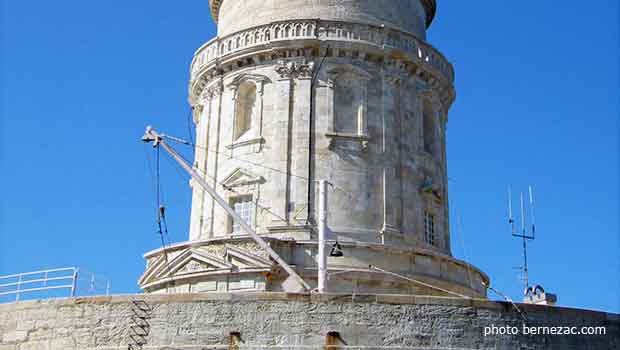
[141,126,311,292]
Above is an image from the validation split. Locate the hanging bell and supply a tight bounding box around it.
[330,242,344,257]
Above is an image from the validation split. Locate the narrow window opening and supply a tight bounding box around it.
[424,211,436,246]
[334,76,364,135]
[234,82,257,140]
[423,100,436,156]
[230,195,254,234]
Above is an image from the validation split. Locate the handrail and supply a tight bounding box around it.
[0,267,79,302]
[0,267,76,279]
[0,275,75,289]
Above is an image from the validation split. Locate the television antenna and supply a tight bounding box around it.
[508,185,536,294]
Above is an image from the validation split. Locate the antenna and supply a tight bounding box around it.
[507,185,536,295]
[529,185,536,237]
[508,187,515,235]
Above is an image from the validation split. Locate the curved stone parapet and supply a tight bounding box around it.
[189,19,455,97]
[138,238,489,298]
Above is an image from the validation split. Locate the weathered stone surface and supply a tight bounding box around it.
[0,294,617,349]
[1,332,28,343]
[211,0,434,38]
[146,0,472,297]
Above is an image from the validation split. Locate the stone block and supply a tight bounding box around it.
[1,331,28,343]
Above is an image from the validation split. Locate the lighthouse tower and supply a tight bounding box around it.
[4,4,617,350]
[139,0,488,297]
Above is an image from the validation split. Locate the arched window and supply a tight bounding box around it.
[234,82,257,140]
[423,99,437,156]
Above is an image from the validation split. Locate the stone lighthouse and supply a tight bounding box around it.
[139,0,488,297]
[3,2,618,350]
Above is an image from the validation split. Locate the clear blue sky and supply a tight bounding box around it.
[1,1,618,312]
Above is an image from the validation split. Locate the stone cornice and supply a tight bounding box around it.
[208,0,437,28]
[188,18,455,105]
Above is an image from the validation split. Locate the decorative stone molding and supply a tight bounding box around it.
[205,80,224,100]
[218,168,265,235]
[225,136,265,153]
[220,168,265,189]
[325,132,370,152]
[228,73,272,89]
[139,241,273,291]
[274,60,315,80]
[384,58,409,82]
[191,103,204,124]
[190,18,453,90]
[224,244,271,268]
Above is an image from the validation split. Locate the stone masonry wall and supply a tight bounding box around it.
[215,0,429,39]
[1,293,617,349]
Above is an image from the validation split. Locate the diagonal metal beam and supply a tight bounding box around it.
[141,126,311,291]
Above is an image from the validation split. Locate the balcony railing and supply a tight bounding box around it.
[190,19,454,83]
[0,267,111,303]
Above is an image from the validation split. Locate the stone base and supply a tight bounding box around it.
[139,237,489,298]
[1,293,617,349]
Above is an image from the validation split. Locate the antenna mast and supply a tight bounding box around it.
[508,186,536,294]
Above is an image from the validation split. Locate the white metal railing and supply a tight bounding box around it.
[0,267,103,302]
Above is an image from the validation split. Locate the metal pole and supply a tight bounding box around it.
[16,274,22,302]
[317,180,328,293]
[142,127,311,291]
[523,236,529,293]
[529,185,536,237]
[90,273,95,293]
[520,192,526,235]
[71,268,78,297]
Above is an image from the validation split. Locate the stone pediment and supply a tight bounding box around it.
[228,73,272,88]
[139,248,233,286]
[224,244,272,268]
[221,168,265,188]
[138,243,274,289]
[163,250,232,278]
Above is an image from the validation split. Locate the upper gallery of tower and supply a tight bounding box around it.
[209,0,436,40]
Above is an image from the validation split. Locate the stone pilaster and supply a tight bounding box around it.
[380,68,404,241]
[189,97,209,241]
[401,77,420,237]
[201,81,224,238]
[271,60,315,226]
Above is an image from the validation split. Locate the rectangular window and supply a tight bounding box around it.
[231,196,254,234]
[424,211,436,246]
[334,79,362,134]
